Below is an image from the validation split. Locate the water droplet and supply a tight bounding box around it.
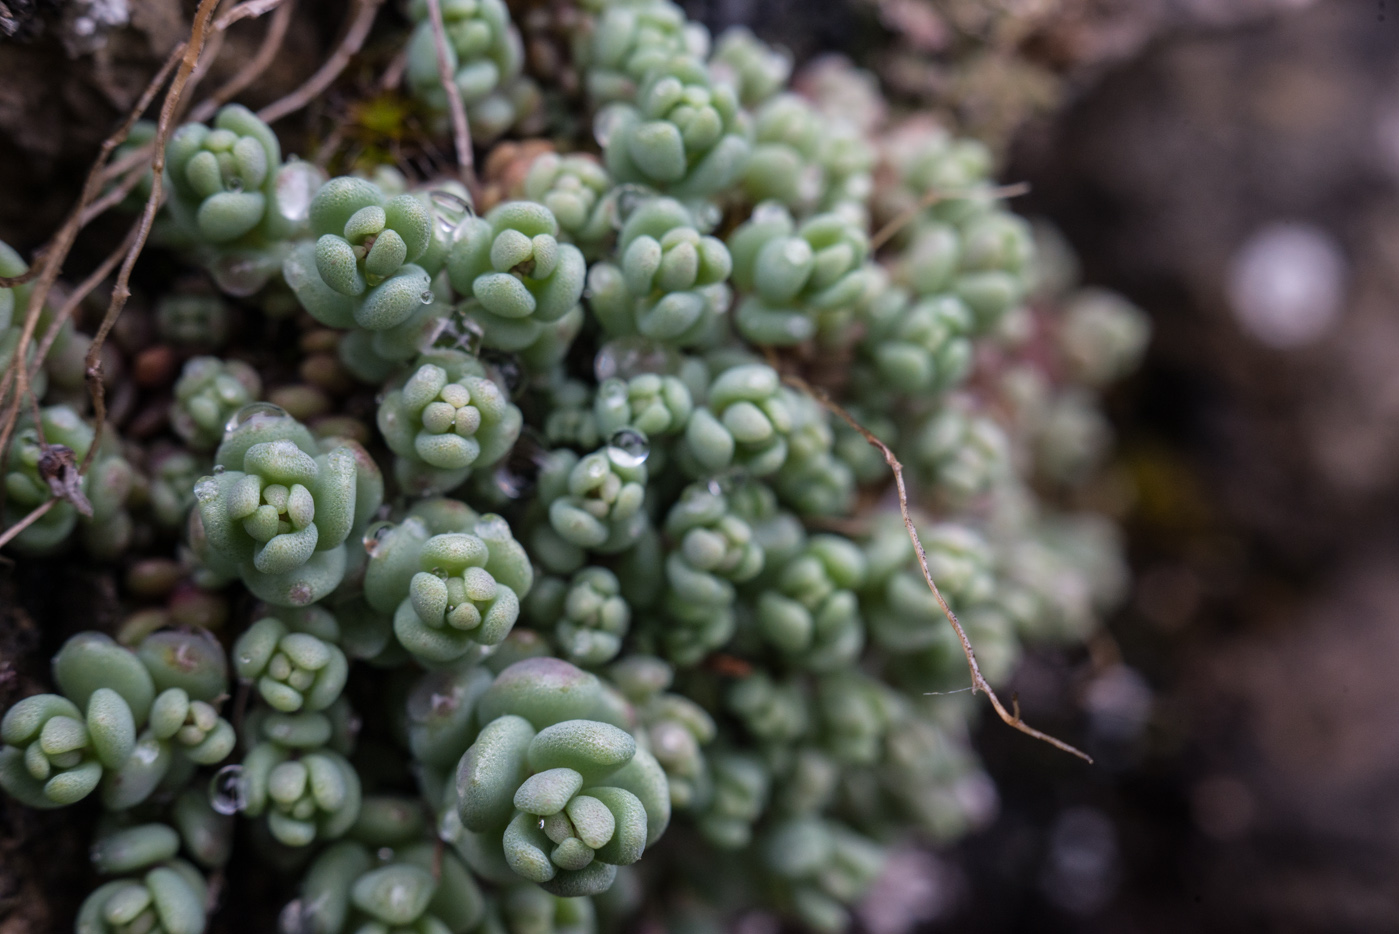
[598,379,629,405]
[751,201,789,226]
[594,336,681,382]
[226,176,244,193]
[212,465,226,475]
[608,183,655,230]
[419,289,435,305]
[482,351,524,396]
[209,764,247,815]
[377,846,394,861]
[210,251,276,297]
[606,428,650,469]
[224,402,290,438]
[362,520,395,557]
[429,189,476,236]
[432,567,450,579]
[593,104,629,149]
[695,202,723,232]
[430,304,486,355]
[474,514,511,540]
[278,898,315,934]
[493,433,549,499]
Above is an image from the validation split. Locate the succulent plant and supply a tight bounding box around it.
[447,201,588,352]
[0,3,1149,931]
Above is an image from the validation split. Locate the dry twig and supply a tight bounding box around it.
[869,181,1031,251]
[0,41,187,473]
[189,0,295,123]
[423,0,477,190]
[0,500,58,552]
[79,0,226,476]
[257,0,385,124]
[779,368,1093,763]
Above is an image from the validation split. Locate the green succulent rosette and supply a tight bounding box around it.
[283,176,436,331]
[586,197,731,347]
[729,203,874,346]
[709,27,792,108]
[861,514,996,655]
[453,658,669,897]
[500,882,598,934]
[753,534,865,671]
[405,0,536,143]
[287,840,485,934]
[608,656,715,811]
[234,615,349,713]
[525,566,631,667]
[739,94,874,221]
[853,284,975,401]
[191,408,383,607]
[694,751,768,849]
[906,404,1010,504]
[522,153,614,257]
[593,372,692,441]
[656,483,764,666]
[0,631,233,810]
[364,513,533,664]
[679,364,794,479]
[170,356,262,452]
[155,293,229,348]
[165,104,323,296]
[377,351,524,495]
[533,446,649,568]
[576,0,708,104]
[770,392,853,518]
[600,57,750,199]
[1056,287,1152,387]
[2,405,135,558]
[446,201,588,352]
[240,739,363,847]
[77,859,209,934]
[761,818,885,934]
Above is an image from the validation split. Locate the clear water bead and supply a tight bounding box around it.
[420,290,436,305]
[224,401,290,438]
[431,305,486,356]
[429,189,476,237]
[606,428,650,469]
[593,104,629,149]
[275,160,320,225]
[609,183,656,230]
[474,514,511,540]
[594,336,681,382]
[362,520,395,557]
[209,764,247,815]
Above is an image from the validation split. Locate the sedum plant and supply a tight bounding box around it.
[0,3,1150,932]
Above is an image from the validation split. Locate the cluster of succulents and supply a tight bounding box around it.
[0,3,1152,933]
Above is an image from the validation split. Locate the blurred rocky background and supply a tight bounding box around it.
[5,0,1399,931]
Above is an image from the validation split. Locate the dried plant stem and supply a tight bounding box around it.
[780,370,1093,763]
[257,0,384,124]
[423,0,477,190]
[0,41,187,474]
[80,0,225,475]
[189,0,294,123]
[0,265,41,288]
[869,181,1031,251]
[0,499,58,552]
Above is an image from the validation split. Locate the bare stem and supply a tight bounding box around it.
[0,499,58,552]
[779,370,1093,763]
[423,0,476,189]
[257,0,385,124]
[189,0,294,123]
[869,181,1031,251]
[81,0,226,476]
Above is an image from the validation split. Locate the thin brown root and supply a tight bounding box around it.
[424,0,477,191]
[0,499,57,552]
[779,369,1093,764]
[0,263,42,288]
[869,181,1032,252]
[257,0,385,124]
[190,0,295,123]
[81,0,225,476]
